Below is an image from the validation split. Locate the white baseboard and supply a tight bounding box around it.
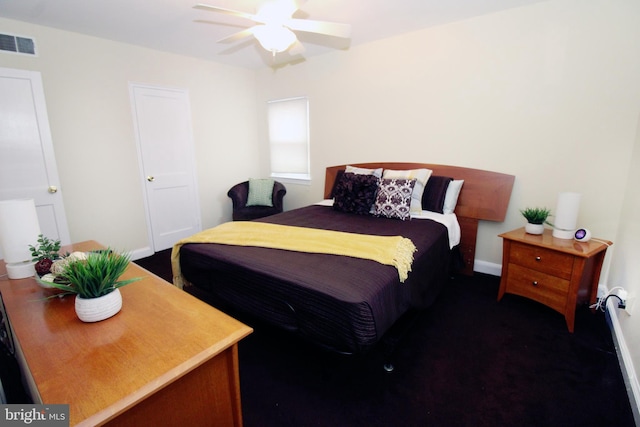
[473,259,501,276]
[130,246,154,261]
[606,298,640,425]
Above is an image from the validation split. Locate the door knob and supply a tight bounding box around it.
[147,176,155,182]
[48,185,58,193]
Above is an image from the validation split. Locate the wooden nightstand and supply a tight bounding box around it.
[497,228,612,332]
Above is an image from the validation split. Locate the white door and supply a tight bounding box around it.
[0,67,71,254]
[130,84,201,252]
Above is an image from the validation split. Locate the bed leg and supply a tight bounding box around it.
[379,309,422,373]
[381,336,398,373]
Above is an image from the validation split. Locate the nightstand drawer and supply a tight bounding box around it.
[507,264,569,313]
[509,242,574,279]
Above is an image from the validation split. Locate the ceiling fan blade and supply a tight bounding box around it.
[193,3,257,21]
[285,18,351,39]
[217,28,255,44]
[255,0,300,22]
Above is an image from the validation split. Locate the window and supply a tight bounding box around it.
[267,96,310,181]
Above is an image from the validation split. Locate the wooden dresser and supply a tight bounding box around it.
[0,241,252,426]
[498,228,611,332]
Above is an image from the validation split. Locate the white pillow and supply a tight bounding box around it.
[346,165,383,178]
[382,168,432,213]
[443,180,464,214]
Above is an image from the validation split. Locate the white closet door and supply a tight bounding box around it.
[130,84,201,252]
[0,67,71,253]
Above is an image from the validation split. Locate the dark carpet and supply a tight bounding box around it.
[136,249,635,427]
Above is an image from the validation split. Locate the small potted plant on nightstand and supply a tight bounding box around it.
[40,249,141,322]
[520,207,551,235]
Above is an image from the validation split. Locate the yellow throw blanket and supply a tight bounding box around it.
[171,221,416,289]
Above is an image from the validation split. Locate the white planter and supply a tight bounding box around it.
[525,223,544,235]
[75,288,122,322]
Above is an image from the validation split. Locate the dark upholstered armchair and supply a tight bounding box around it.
[227,180,287,221]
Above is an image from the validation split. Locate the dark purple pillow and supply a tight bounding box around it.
[333,172,379,215]
[422,176,453,213]
[329,169,346,198]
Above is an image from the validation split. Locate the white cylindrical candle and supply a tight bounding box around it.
[552,192,581,239]
[0,199,41,278]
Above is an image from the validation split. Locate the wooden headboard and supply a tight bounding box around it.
[324,162,515,275]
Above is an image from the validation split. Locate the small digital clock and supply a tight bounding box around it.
[574,228,591,242]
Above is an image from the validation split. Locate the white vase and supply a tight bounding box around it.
[525,223,544,235]
[75,288,122,322]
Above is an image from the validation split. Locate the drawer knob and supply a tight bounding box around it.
[532,281,539,286]
[535,256,541,261]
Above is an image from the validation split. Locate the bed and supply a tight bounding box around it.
[173,162,514,356]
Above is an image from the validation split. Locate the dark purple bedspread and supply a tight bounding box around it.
[179,205,451,354]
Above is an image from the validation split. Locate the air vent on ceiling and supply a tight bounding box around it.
[0,33,36,56]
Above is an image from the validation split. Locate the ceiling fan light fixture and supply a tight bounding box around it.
[253,24,297,54]
[195,2,352,60]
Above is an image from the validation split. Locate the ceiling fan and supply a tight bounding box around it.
[193,1,351,56]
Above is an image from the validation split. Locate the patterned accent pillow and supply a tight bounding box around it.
[246,178,275,207]
[374,178,416,220]
[333,172,380,215]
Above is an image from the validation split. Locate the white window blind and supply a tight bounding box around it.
[267,97,310,180]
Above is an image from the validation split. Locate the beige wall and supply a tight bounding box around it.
[256,0,640,272]
[0,17,259,254]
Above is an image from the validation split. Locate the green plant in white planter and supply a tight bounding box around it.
[40,250,141,322]
[520,207,551,235]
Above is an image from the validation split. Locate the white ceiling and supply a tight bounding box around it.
[0,0,549,69]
